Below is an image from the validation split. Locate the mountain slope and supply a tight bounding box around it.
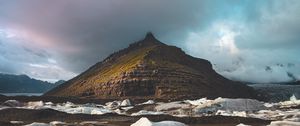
[45,33,261,100]
[0,73,60,93]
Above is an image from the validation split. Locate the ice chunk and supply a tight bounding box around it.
[139,100,155,105]
[131,117,186,126]
[279,94,300,107]
[236,123,250,126]
[121,99,132,106]
[2,100,22,107]
[64,101,76,107]
[154,121,186,126]
[24,122,50,126]
[185,98,210,105]
[10,121,24,124]
[264,103,276,108]
[155,101,190,111]
[44,102,53,105]
[105,100,121,109]
[80,121,108,125]
[268,121,300,126]
[26,101,44,109]
[194,98,265,114]
[49,121,66,125]
[62,106,113,115]
[131,117,152,126]
[290,94,297,101]
[218,98,266,111]
[216,110,247,117]
[121,106,134,111]
[131,110,165,116]
[91,107,113,115]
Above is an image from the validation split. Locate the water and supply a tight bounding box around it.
[250,84,300,102]
[0,93,43,96]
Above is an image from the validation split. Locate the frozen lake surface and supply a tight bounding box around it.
[0,93,43,96]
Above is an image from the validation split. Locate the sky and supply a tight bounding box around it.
[0,0,299,83]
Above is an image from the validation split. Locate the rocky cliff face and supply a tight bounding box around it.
[45,33,261,100]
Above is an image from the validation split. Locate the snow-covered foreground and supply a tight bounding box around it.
[1,95,300,126]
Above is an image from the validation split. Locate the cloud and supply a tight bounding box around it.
[0,29,76,81]
[184,0,300,83]
[0,0,213,74]
[0,0,299,83]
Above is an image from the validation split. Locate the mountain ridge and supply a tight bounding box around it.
[0,73,64,93]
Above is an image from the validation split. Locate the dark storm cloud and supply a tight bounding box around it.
[0,0,300,82]
[0,0,213,73]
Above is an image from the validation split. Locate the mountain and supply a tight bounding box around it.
[54,80,66,86]
[0,73,61,93]
[45,33,261,100]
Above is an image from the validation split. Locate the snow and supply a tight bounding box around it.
[131,117,186,126]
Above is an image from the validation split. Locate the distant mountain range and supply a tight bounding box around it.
[0,73,65,93]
